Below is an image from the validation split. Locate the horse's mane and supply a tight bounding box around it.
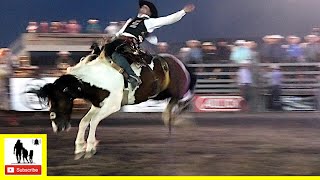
[54,74,80,87]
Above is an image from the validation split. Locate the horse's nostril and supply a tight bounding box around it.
[51,121,58,133]
[50,112,56,120]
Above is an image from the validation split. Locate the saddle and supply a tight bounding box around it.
[119,47,159,89]
[103,39,170,102]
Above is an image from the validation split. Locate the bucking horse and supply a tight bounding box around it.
[34,44,197,160]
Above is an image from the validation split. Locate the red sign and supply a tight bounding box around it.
[194,96,243,112]
[5,165,41,175]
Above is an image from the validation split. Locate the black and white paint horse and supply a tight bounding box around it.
[36,49,196,159]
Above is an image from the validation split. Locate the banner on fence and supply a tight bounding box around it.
[281,96,317,111]
[193,96,243,112]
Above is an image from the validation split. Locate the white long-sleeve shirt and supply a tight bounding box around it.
[116,10,187,40]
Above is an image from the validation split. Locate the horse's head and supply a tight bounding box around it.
[38,82,75,133]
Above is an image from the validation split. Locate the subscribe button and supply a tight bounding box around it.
[5,165,41,175]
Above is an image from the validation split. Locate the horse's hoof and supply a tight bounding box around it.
[94,140,100,147]
[74,152,85,160]
[84,150,96,159]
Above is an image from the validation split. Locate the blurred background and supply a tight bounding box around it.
[2,1,320,175]
[1,0,320,120]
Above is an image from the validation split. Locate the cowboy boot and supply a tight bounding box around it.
[128,75,142,90]
[112,52,142,89]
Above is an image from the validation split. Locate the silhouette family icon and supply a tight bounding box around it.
[13,139,34,164]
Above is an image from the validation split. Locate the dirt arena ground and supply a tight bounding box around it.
[2,112,320,175]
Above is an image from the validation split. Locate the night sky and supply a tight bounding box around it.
[1,0,320,47]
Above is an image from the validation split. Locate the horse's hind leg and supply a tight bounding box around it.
[177,90,194,112]
[162,98,179,134]
[162,93,194,133]
[74,106,99,160]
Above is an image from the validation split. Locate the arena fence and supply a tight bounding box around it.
[187,62,320,112]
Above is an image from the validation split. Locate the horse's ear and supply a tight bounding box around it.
[99,45,107,59]
[38,83,54,99]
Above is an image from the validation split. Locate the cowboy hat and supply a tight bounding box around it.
[57,51,71,55]
[304,34,318,40]
[87,19,99,23]
[268,35,284,39]
[186,39,201,46]
[202,42,214,46]
[286,35,300,41]
[234,40,246,45]
[139,0,158,18]
[157,42,168,47]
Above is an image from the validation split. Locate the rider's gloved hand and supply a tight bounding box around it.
[183,4,195,13]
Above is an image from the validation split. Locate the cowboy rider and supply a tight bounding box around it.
[106,0,195,90]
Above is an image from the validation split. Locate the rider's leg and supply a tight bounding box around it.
[112,52,141,89]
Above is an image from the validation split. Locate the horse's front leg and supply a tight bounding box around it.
[74,106,99,160]
[84,95,122,159]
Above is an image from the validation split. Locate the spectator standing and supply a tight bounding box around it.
[185,40,203,72]
[50,21,61,33]
[177,47,191,64]
[268,35,286,63]
[104,22,120,36]
[86,19,102,33]
[201,41,220,79]
[201,42,216,63]
[230,40,252,64]
[26,22,38,33]
[285,35,304,62]
[265,64,283,111]
[237,60,253,112]
[260,35,272,63]
[66,20,81,33]
[215,39,231,63]
[260,35,286,63]
[304,34,320,62]
[156,42,169,54]
[186,40,203,64]
[247,41,261,112]
[56,51,74,70]
[38,21,49,33]
[60,21,68,33]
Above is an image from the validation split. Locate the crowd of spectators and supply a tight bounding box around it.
[171,34,320,65]
[25,19,124,34]
[25,20,320,65]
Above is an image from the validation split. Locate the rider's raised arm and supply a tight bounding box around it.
[144,4,195,33]
[144,10,186,32]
